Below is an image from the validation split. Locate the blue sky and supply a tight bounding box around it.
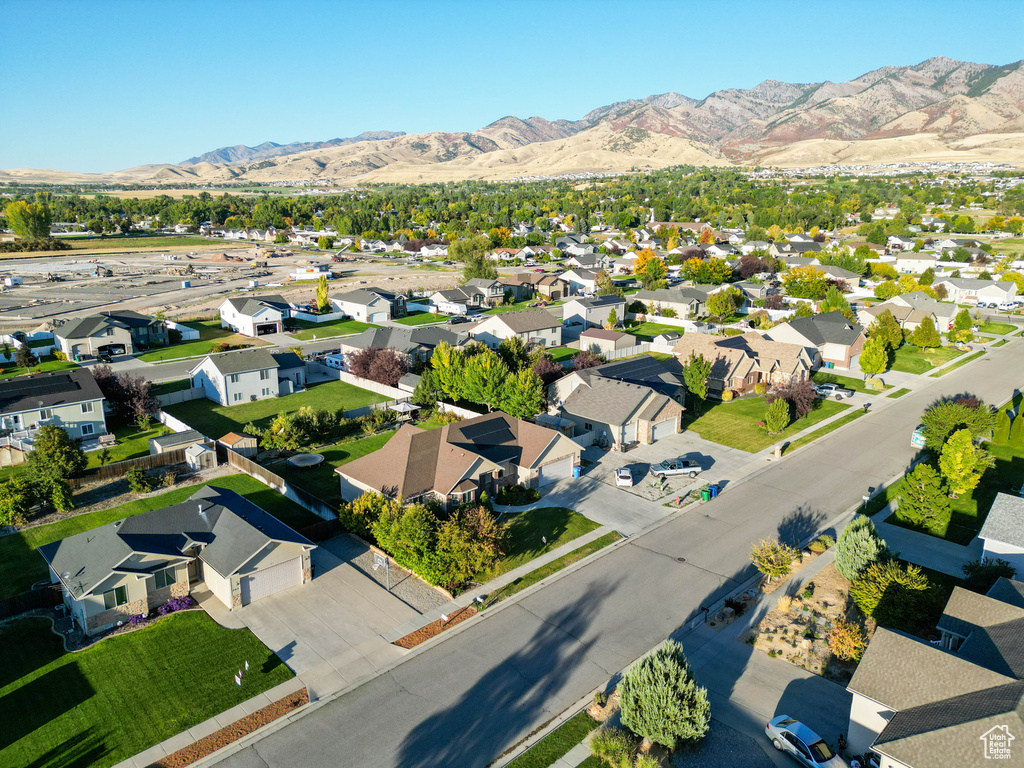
[2,0,1022,172]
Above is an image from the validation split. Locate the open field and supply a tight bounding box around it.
[682,397,848,453]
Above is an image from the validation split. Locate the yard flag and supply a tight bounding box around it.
[235,675,241,686]
[245,660,249,671]
[238,669,243,679]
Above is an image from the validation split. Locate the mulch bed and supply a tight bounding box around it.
[150,688,309,768]
[392,605,477,649]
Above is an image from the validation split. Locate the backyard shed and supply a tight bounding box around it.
[185,442,217,471]
[149,429,208,455]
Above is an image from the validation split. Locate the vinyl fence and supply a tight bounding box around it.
[157,410,195,434]
[156,387,205,407]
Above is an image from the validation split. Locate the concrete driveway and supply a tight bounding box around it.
[226,538,423,698]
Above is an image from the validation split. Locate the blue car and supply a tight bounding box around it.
[765,715,847,767]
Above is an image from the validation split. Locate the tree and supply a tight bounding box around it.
[949,308,974,343]
[14,344,38,370]
[91,367,158,426]
[572,349,604,370]
[5,200,52,241]
[763,398,790,435]
[634,248,667,289]
[0,476,36,526]
[962,558,1017,594]
[315,275,330,313]
[429,342,466,401]
[339,491,402,539]
[26,425,86,512]
[705,288,737,318]
[895,463,950,529]
[827,620,867,662]
[531,353,565,386]
[766,379,816,419]
[317,235,335,250]
[619,640,710,749]
[595,269,624,298]
[919,266,935,286]
[868,310,902,352]
[939,428,992,497]
[993,410,1012,445]
[850,560,929,629]
[452,235,497,281]
[921,398,995,452]
[820,286,855,322]
[498,368,547,418]
[372,503,438,579]
[412,369,440,410]
[909,316,941,348]
[497,336,530,372]
[782,266,829,299]
[835,515,888,581]
[682,352,711,410]
[750,539,799,580]
[432,506,507,587]
[859,336,889,376]
[602,307,619,330]
[346,347,408,387]
[682,257,733,285]
[793,302,814,318]
[698,225,715,245]
[463,350,509,411]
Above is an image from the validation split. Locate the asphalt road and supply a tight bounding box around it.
[213,341,1024,768]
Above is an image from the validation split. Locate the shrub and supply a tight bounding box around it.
[962,558,1017,594]
[895,463,951,530]
[52,349,67,361]
[128,613,147,626]
[157,595,196,616]
[776,595,793,613]
[1010,414,1024,450]
[720,389,734,402]
[754,382,767,395]
[724,597,747,616]
[634,755,659,768]
[992,411,1012,445]
[826,620,867,661]
[619,640,710,749]
[495,484,541,506]
[590,728,636,768]
[339,491,402,539]
[750,539,799,581]
[802,582,815,599]
[808,534,835,553]
[593,690,607,707]
[126,465,154,494]
[835,515,888,581]
[763,398,791,435]
[850,560,929,629]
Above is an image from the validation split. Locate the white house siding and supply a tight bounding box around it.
[980,539,1024,576]
[4,399,107,439]
[470,319,562,349]
[236,541,305,577]
[562,301,623,329]
[847,692,895,756]
[335,297,389,323]
[191,362,280,406]
[204,565,234,609]
[219,303,283,337]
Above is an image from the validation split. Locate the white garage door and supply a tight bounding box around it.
[240,558,302,605]
[369,312,388,323]
[651,418,677,442]
[537,456,574,487]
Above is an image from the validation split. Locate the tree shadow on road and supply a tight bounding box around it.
[777,505,827,548]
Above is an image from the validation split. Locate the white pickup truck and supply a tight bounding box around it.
[814,383,856,400]
[650,458,704,479]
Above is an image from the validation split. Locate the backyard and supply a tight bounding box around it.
[0,474,320,601]
[271,429,398,504]
[0,612,293,768]
[393,311,444,326]
[289,317,376,340]
[622,322,683,341]
[682,397,849,453]
[483,300,562,315]
[165,379,388,437]
[137,320,267,363]
[86,421,169,469]
[890,344,963,374]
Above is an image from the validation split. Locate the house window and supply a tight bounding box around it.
[39,408,53,421]
[81,402,94,414]
[233,392,242,402]
[81,423,95,436]
[103,585,128,610]
[153,567,177,590]
[584,422,594,431]
[228,374,239,383]
[259,369,270,380]
[262,387,271,396]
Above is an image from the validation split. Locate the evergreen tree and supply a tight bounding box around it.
[763,398,790,435]
[895,464,950,529]
[835,515,888,581]
[992,410,1012,445]
[602,307,619,329]
[682,352,711,411]
[619,640,710,749]
[14,344,38,370]
[1011,414,1024,450]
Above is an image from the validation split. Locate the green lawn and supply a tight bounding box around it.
[887,387,911,399]
[782,410,868,455]
[977,321,1016,335]
[811,370,887,394]
[28,338,53,349]
[393,311,445,326]
[682,397,849,453]
[165,379,388,438]
[504,711,599,768]
[993,339,1009,348]
[0,612,293,768]
[483,300,562,315]
[151,378,192,396]
[548,346,579,362]
[483,531,622,609]
[623,322,684,341]
[86,422,169,469]
[890,344,964,374]
[476,507,602,583]
[929,350,985,377]
[274,430,397,504]
[290,318,376,340]
[137,320,267,363]
[0,357,80,379]
[0,474,319,600]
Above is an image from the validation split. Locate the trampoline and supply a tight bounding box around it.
[287,453,324,469]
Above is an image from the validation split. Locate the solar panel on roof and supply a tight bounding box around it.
[0,374,78,407]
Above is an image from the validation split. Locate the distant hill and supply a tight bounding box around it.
[5,57,1023,184]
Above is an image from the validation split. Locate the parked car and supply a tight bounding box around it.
[650,458,703,478]
[996,301,1017,311]
[814,383,855,400]
[447,316,470,324]
[615,468,634,487]
[96,353,113,363]
[765,716,846,767]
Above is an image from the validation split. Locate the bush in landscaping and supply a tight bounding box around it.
[128,613,147,626]
[763,398,791,435]
[0,476,36,526]
[850,560,929,629]
[495,484,541,506]
[895,463,951,530]
[126,465,154,494]
[590,728,636,768]
[766,379,816,419]
[992,410,1012,445]
[1010,414,1024,450]
[835,515,888,581]
[720,389,734,402]
[754,382,767,395]
[808,534,835,553]
[157,595,196,615]
[962,558,1017,594]
[750,539,799,581]
[339,491,402,539]
[920,397,996,452]
[619,640,710,749]
[634,755,659,768]
[826,619,867,662]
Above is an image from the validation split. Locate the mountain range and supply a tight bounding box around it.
[4,57,1023,185]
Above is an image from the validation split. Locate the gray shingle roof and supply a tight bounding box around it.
[0,369,104,416]
[979,493,1024,549]
[490,308,560,333]
[776,311,864,347]
[57,310,160,339]
[569,295,626,309]
[561,376,665,426]
[270,351,304,370]
[634,287,708,305]
[149,430,206,449]
[199,348,281,376]
[225,294,290,317]
[341,326,466,355]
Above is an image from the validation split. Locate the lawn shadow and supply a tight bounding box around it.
[263,644,293,673]
[0,662,95,752]
[22,728,107,768]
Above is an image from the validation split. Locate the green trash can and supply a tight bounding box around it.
[701,488,711,502]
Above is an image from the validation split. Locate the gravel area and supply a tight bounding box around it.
[670,718,776,768]
[318,535,450,614]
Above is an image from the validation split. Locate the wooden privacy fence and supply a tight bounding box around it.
[69,449,186,488]
[223,449,336,521]
[0,584,62,620]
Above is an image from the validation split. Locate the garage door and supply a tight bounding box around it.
[240,558,302,605]
[537,456,574,487]
[369,312,388,323]
[651,418,677,442]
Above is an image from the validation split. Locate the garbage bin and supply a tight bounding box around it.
[572,465,582,479]
[709,484,720,498]
[701,488,711,502]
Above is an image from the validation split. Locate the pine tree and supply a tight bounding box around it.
[1010,414,1024,450]
[835,515,888,581]
[763,398,790,435]
[895,464,951,529]
[602,307,618,330]
[619,640,710,749]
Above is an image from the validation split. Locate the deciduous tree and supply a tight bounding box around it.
[315,275,330,313]
[782,266,829,299]
[634,248,667,289]
[939,428,992,497]
[750,539,799,580]
[868,310,902,352]
[498,368,546,418]
[0,477,36,526]
[463,350,509,411]
[859,335,888,376]
[682,352,711,409]
[921,398,995,452]
[4,200,52,241]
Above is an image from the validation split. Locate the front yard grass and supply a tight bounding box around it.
[393,311,444,326]
[929,349,984,377]
[682,397,848,453]
[290,317,376,340]
[504,710,599,768]
[811,370,887,394]
[977,321,1016,335]
[0,356,80,379]
[137,320,267,362]
[890,344,963,374]
[0,474,319,601]
[165,379,388,437]
[0,612,293,768]
[622,322,684,341]
[887,387,911,398]
[476,507,602,583]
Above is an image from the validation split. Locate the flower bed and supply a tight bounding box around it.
[392,605,477,649]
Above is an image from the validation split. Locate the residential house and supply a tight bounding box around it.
[766,311,866,371]
[734,281,768,303]
[429,279,505,310]
[932,278,1018,306]
[564,253,612,270]
[469,309,562,349]
[562,295,627,329]
[846,576,1024,765]
[53,310,169,358]
[337,326,470,367]
[557,376,681,450]
[290,263,332,281]
[336,412,581,507]
[39,485,316,635]
[977,493,1024,574]
[219,295,291,337]
[703,243,736,259]
[818,265,862,289]
[895,252,939,274]
[0,369,108,465]
[577,328,635,355]
[634,287,710,319]
[420,243,448,259]
[491,247,523,263]
[498,272,570,301]
[770,241,823,258]
[551,354,687,405]
[559,268,602,295]
[740,240,771,255]
[886,235,917,251]
[190,349,305,406]
[333,287,407,322]
[555,234,590,249]
[671,333,811,396]
[857,292,956,333]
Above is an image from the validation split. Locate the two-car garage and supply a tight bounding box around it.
[536,455,576,487]
[240,557,303,606]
